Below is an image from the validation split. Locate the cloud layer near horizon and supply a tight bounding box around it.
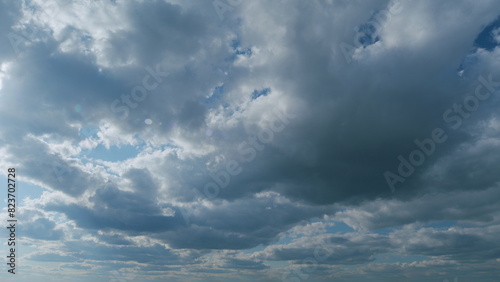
[1,0,500,281]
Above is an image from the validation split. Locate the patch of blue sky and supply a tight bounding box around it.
[203,84,224,106]
[224,39,252,62]
[357,26,380,47]
[79,126,99,140]
[456,55,479,76]
[234,48,252,57]
[84,143,142,162]
[473,16,500,51]
[251,88,270,100]
[0,174,45,204]
[230,39,240,50]
[76,128,156,162]
[81,35,92,42]
[77,137,179,167]
[18,180,45,203]
[356,14,382,47]
[326,221,355,234]
[458,15,500,74]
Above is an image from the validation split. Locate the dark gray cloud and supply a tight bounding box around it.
[1,0,500,281]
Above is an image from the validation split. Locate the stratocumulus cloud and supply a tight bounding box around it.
[1,0,500,281]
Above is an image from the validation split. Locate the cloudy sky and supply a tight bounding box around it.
[1,0,500,281]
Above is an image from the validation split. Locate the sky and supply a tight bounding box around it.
[0,0,500,281]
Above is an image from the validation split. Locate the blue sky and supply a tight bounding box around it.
[1,0,500,281]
